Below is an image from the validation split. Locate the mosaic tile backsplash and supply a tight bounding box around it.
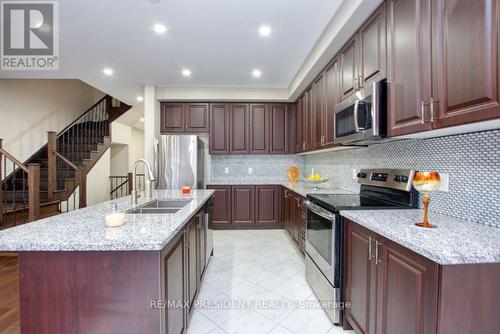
[304,129,500,228]
[211,155,303,182]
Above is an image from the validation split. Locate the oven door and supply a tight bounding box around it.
[304,200,338,286]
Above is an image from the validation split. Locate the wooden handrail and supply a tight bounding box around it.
[53,151,81,172]
[0,139,40,224]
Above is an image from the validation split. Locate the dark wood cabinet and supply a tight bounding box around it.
[340,36,359,100]
[270,104,290,153]
[345,219,439,334]
[295,97,304,152]
[431,0,500,129]
[231,186,254,225]
[359,3,387,87]
[161,103,185,133]
[282,188,306,255]
[303,87,315,151]
[163,236,186,334]
[250,104,269,154]
[209,104,230,154]
[255,185,280,225]
[324,59,339,146]
[186,219,198,317]
[230,104,250,154]
[185,103,209,132]
[160,103,209,133]
[207,185,231,226]
[313,74,326,148]
[196,211,206,279]
[387,0,433,136]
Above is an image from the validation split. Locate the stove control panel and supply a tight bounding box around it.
[357,168,415,192]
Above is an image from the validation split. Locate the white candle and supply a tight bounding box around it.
[105,212,125,228]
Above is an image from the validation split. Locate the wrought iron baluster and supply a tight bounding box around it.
[12,161,16,226]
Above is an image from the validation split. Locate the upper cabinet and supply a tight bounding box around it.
[431,0,500,128]
[295,97,304,153]
[250,104,269,154]
[209,104,230,154]
[230,104,250,154]
[324,59,339,146]
[160,103,209,133]
[388,0,500,136]
[387,0,432,136]
[270,104,290,154]
[340,35,359,100]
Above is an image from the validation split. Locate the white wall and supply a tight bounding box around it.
[0,79,104,162]
[110,121,145,174]
[86,148,111,206]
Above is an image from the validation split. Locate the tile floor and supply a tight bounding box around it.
[188,230,355,334]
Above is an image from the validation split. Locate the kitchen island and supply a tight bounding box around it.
[0,189,214,334]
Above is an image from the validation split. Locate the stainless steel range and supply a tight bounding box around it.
[304,169,418,326]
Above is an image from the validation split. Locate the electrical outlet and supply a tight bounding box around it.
[248,167,253,174]
[224,167,229,174]
[438,173,449,192]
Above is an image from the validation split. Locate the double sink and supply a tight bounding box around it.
[127,199,192,214]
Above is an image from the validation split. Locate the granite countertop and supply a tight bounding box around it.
[0,189,214,252]
[340,209,500,265]
[207,179,355,197]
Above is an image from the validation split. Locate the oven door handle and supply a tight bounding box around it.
[304,201,336,221]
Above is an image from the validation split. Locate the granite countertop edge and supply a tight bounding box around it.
[340,209,500,265]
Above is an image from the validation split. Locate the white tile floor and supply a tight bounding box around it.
[187,230,355,334]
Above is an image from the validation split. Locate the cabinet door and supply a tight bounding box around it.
[283,189,291,234]
[255,185,279,225]
[376,239,438,334]
[197,211,206,279]
[187,220,198,316]
[185,103,209,133]
[292,195,301,245]
[161,103,185,133]
[270,104,290,153]
[325,59,339,146]
[250,104,269,154]
[359,3,387,87]
[340,35,359,100]
[295,97,304,152]
[303,88,315,151]
[387,0,433,136]
[230,104,250,154]
[231,186,254,225]
[209,104,230,154]
[313,74,326,148]
[163,236,185,334]
[345,221,377,334]
[207,186,231,226]
[432,0,500,128]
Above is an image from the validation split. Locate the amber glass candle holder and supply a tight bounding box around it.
[412,171,441,228]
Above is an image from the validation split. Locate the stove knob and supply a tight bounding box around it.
[394,175,408,183]
[357,172,367,179]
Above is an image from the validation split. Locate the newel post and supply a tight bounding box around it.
[27,163,40,222]
[47,131,57,201]
[0,139,4,226]
[78,165,87,209]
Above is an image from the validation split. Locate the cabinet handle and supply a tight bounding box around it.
[430,98,438,123]
[302,142,306,150]
[368,236,372,260]
[375,240,382,264]
[420,100,429,124]
[353,77,359,91]
[358,75,364,89]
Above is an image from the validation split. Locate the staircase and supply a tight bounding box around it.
[0,95,131,229]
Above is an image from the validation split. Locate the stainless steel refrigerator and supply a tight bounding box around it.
[155,135,206,189]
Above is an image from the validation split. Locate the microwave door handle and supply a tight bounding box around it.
[353,100,360,132]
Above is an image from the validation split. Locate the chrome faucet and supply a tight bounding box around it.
[131,159,156,206]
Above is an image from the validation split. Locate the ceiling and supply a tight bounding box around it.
[0,0,344,104]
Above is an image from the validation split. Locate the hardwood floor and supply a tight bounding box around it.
[0,255,20,334]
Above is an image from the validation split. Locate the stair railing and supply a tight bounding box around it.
[109,173,145,200]
[52,151,86,210]
[0,139,40,227]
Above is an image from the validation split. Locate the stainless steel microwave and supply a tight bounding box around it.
[333,80,387,145]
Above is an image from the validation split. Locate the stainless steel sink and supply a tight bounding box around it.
[126,199,192,214]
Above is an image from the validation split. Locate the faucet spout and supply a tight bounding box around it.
[131,159,156,206]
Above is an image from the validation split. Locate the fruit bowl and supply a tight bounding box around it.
[304,177,330,191]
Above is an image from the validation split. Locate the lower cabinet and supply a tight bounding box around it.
[283,188,306,255]
[344,219,500,334]
[162,205,209,334]
[208,185,281,229]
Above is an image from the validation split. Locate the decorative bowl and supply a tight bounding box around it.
[304,177,330,190]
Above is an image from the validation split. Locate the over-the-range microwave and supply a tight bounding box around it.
[333,80,387,145]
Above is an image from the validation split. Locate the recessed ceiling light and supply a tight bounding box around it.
[137,96,144,102]
[182,69,192,77]
[259,25,271,37]
[103,68,113,76]
[252,69,262,78]
[140,117,145,122]
[153,23,167,34]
